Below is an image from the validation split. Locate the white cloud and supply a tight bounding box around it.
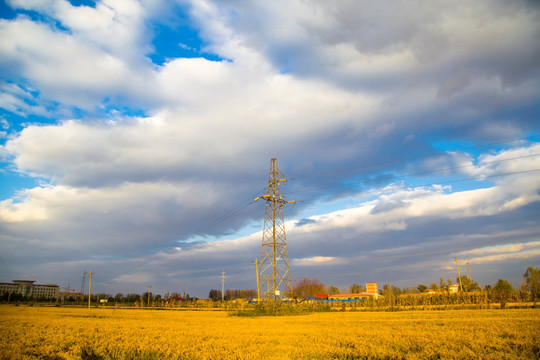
[0,17,155,110]
[4,66,378,187]
[462,250,540,265]
[112,272,155,284]
[0,197,49,222]
[458,241,540,257]
[293,256,339,266]
[8,0,150,57]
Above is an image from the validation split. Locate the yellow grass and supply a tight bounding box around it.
[0,306,538,359]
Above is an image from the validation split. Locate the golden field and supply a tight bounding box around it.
[0,306,538,359]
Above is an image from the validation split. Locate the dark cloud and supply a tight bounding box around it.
[295,218,317,227]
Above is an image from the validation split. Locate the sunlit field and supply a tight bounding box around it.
[0,306,538,359]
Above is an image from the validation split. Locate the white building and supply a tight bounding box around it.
[0,280,59,300]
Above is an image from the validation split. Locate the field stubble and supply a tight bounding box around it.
[0,306,538,359]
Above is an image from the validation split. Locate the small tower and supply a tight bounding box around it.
[255,158,295,300]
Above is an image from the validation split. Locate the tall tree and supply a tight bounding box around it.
[382,284,402,297]
[208,289,222,301]
[142,292,153,306]
[293,278,326,298]
[522,266,540,303]
[493,279,515,309]
[327,286,340,295]
[349,283,365,293]
[457,275,479,292]
[126,293,140,304]
[439,278,447,291]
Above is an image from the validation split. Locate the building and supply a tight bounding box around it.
[314,293,377,301]
[0,280,59,300]
[366,282,378,295]
[329,293,377,300]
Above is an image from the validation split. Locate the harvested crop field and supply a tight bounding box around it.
[0,306,538,359]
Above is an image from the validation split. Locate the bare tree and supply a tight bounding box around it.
[293,277,326,298]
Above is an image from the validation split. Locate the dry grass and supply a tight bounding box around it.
[0,306,538,359]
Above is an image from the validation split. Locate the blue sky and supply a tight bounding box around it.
[0,0,539,298]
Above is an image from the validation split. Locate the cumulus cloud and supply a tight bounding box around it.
[0,0,165,113]
[189,0,540,92]
[4,70,377,188]
[7,0,153,58]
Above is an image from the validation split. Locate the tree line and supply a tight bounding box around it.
[292,266,539,303]
[208,289,258,301]
[3,266,537,307]
[206,266,538,306]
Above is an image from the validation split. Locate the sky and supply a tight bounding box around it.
[0,0,539,299]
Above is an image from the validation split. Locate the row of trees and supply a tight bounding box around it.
[292,266,540,302]
[0,292,53,302]
[205,266,539,303]
[92,292,193,304]
[208,289,258,301]
[4,267,537,305]
[57,291,194,306]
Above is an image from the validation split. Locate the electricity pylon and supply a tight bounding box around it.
[81,271,87,295]
[255,158,295,300]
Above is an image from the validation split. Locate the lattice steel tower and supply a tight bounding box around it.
[254,158,295,300]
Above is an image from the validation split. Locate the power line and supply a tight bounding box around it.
[289,134,540,181]
[116,163,539,282]
[400,153,540,178]
[292,237,540,279]
[169,159,275,242]
[118,187,267,276]
[118,139,539,276]
[122,167,540,279]
[288,154,540,195]
[126,156,538,268]
[150,138,540,246]
[186,187,267,240]
[188,149,539,237]
[415,168,540,187]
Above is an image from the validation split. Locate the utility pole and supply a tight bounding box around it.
[253,258,261,301]
[466,262,471,292]
[255,158,295,300]
[147,285,152,307]
[87,270,94,309]
[455,258,463,292]
[221,271,225,301]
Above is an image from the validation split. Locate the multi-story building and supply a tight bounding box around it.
[0,280,59,300]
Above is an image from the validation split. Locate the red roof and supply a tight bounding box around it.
[329,293,376,298]
[167,297,185,301]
